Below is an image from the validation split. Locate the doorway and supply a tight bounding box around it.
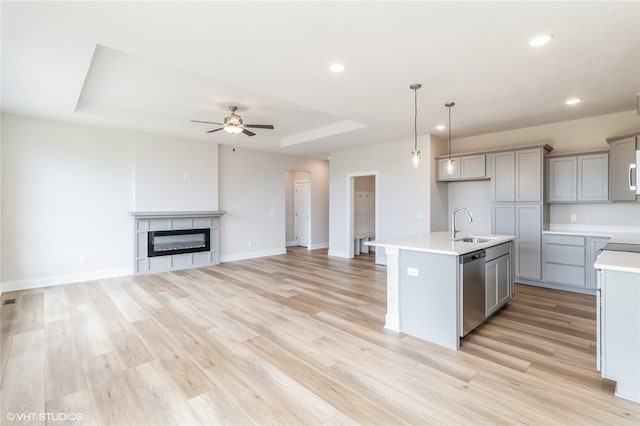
[294,180,310,247]
[347,172,378,261]
[285,170,311,249]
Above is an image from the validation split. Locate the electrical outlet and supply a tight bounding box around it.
[407,267,419,277]
[416,212,424,220]
[79,256,87,265]
[183,172,191,181]
[570,214,577,223]
[248,240,253,247]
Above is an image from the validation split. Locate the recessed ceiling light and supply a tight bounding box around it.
[565,97,582,105]
[529,34,552,47]
[329,63,345,73]
[436,125,446,131]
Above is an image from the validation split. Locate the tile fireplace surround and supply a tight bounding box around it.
[129,211,225,275]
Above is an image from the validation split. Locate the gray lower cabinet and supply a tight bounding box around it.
[587,236,610,289]
[492,203,541,281]
[485,244,511,317]
[542,234,586,287]
[541,233,609,291]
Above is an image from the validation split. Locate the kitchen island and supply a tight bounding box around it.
[595,246,640,403]
[366,231,515,350]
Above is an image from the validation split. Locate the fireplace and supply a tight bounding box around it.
[147,228,211,257]
[130,210,224,274]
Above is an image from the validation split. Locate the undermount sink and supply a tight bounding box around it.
[460,237,491,243]
[454,235,501,243]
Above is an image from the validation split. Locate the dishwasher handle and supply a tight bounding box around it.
[460,250,486,264]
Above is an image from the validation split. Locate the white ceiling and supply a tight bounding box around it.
[2,1,639,158]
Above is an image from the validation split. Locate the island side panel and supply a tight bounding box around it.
[399,250,460,350]
[384,246,400,331]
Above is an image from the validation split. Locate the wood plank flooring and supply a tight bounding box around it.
[2,247,639,425]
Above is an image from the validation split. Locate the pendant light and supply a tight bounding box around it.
[445,102,455,175]
[410,83,422,168]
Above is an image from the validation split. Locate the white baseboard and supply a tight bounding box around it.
[328,249,350,259]
[1,267,132,293]
[221,248,286,263]
[308,242,329,250]
[286,240,297,247]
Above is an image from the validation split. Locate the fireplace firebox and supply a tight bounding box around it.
[147,228,211,257]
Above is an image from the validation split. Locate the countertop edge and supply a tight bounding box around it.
[595,251,640,274]
[366,234,515,256]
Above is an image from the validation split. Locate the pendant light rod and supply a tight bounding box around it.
[445,102,455,159]
[410,83,422,168]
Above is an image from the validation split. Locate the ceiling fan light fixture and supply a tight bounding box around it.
[224,125,243,134]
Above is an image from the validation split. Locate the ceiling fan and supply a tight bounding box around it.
[191,105,274,136]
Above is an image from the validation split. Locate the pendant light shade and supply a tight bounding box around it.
[410,83,422,168]
[445,102,455,175]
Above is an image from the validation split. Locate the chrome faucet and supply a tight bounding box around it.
[451,207,473,239]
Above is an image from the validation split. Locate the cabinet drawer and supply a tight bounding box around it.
[485,242,511,262]
[543,234,585,246]
[543,263,586,287]
[543,243,585,266]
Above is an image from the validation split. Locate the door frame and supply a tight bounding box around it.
[294,179,311,249]
[346,171,379,260]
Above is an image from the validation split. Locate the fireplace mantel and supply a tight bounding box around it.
[129,210,226,219]
[130,211,225,275]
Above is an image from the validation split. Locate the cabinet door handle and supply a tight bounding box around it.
[630,164,637,191]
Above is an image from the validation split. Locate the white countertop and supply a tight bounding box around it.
[595,251,640,274]
[543,224,640,244]
[365,231,515,256]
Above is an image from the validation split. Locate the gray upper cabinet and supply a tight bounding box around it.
[578,153,608,201]
[438,158,460,180]
[547,156,577,202]
[608,134,638,202]
[491,148,544,202]
[490,151,515,201]
[437,154,486,181]
[547,152,609,203]
[515,149,542,202]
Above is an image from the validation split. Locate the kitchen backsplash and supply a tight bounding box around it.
[549,203,640,227]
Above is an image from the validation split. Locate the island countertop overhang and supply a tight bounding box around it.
[366,231,516,256]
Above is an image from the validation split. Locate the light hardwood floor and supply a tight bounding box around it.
[1,248,639,425]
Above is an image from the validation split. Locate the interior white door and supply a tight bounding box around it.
[294,181,310,247]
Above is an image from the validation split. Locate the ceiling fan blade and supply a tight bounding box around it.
[242,129,256,137]
[206,128,224,133]
[191,120,224,125]
[244,124,274,129]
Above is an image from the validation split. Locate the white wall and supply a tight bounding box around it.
[134,133,218,211]
[446,110,640,230]
[329,135,444,263]
[0,113,222,291]
[1,114,134,289]
[219,146,329,261]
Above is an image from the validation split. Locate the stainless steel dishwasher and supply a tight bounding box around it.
[460,249,486,336]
